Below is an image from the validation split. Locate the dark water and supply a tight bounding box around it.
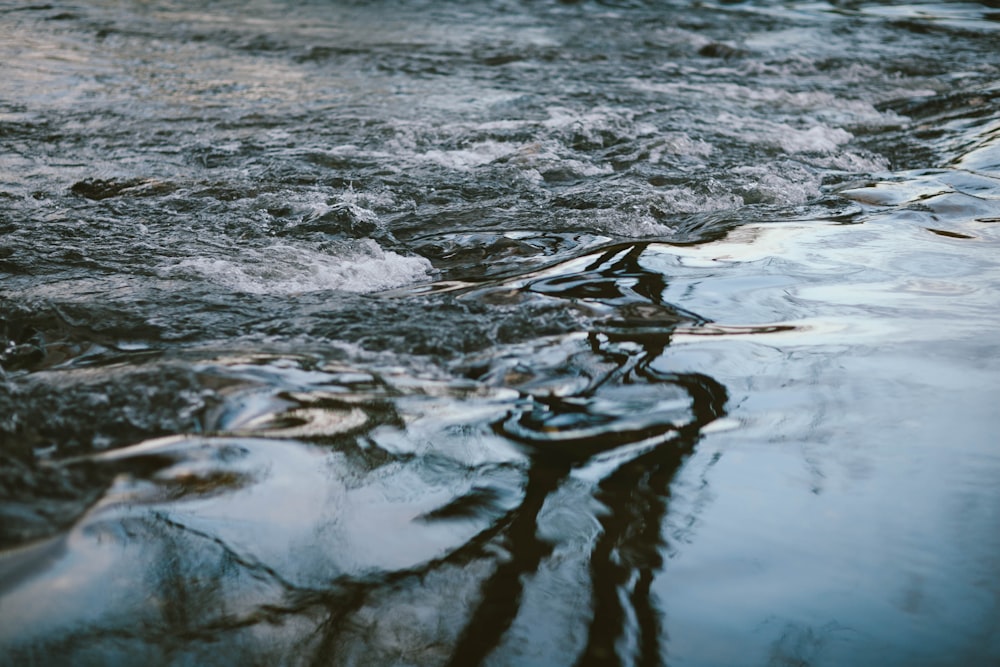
[2,1,999,665]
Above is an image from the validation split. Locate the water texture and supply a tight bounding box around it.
[1,1,999,665]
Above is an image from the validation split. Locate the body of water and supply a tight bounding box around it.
[1,1,999,665]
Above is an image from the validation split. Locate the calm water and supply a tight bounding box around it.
[1,1,999,665]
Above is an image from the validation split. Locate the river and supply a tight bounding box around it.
[1,1,999,665]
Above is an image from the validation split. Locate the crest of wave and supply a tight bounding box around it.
[163,239,433,295]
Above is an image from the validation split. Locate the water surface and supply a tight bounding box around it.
[1,1,999,665]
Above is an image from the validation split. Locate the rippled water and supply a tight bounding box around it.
[1,1,999,665]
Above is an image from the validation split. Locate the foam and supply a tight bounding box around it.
[542,106,658,144]
[409,107,659,172]
[422,140,520,170]
[163,239,434,295]
[585,209,677,237]
[653,187,744,214]
[647,132,714,161]
[507,140,614,178]
[732,163,823,205]
[778,124,853,154]
[632,80,903,128]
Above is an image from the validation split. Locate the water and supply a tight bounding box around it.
[1,1,999,665]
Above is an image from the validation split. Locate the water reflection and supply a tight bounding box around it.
[0,243,729,666]
[5,0,1000,664]
[450,341,726,666]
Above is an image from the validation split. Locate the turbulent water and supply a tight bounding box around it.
[1,1,999,665]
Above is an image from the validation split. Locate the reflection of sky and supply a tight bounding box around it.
[5,181,1000,660]
[660,359,1000,665]
[653,212,1000,664]
[2,0,999,663]
[622,161,1000,663]
[0,433,527,645]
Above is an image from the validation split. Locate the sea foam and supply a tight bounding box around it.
[163,239,433,295]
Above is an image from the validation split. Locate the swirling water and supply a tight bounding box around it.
[1,1,999,665]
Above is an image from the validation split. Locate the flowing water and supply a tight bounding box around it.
[1,1,999,665]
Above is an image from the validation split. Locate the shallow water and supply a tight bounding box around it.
[1,1,999,665]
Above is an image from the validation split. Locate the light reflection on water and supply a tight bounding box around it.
[2,0,1000,665]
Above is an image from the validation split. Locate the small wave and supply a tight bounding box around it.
[422,140,521,170]
[541,105,658,144]
[713,112,853,154]
[161,239,433,295]
[632,80,907,130]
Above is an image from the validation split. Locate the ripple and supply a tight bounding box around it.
[3,0,1000,665]
[496,383,694,463]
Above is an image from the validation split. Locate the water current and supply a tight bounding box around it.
[1,1,999,665]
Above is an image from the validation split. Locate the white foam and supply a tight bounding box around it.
[542,105,657,141]
[585,209,677,237]
[732,163,823,205]
[654,187,744,214]
[780,124,854,154]
[713,112,853,154]
[647,132,714,161]
[422,140,520,170]
[811,150,890,173]
[410,107,657,173]
[629,78,909,170]
[163,239,434,295]
[252,187,396,231]
[635,81,904,129]
[507,140,614,178]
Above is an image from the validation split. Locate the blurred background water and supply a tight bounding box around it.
[1,1,999,665]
